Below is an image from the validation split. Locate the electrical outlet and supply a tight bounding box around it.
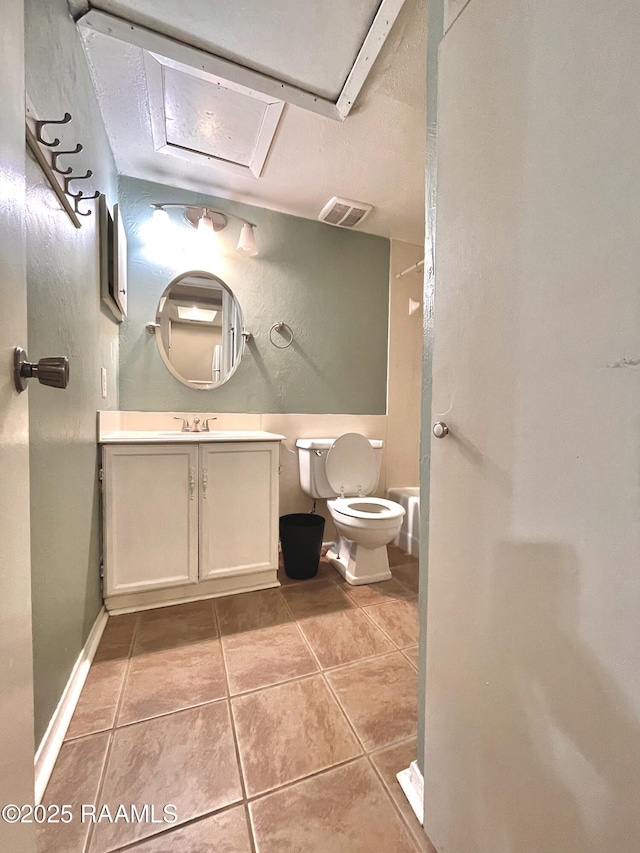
[101,367,107,398]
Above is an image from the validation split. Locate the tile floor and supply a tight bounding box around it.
[40,545,435,853]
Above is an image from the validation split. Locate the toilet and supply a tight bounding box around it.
[296,433,405,585]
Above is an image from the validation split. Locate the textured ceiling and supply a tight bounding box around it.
[78,0,426,243]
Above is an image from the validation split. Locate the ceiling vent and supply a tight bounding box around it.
[318,196,373,229]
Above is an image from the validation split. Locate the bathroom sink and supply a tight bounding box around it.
[99,429,286,443]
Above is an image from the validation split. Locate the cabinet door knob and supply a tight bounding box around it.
[202,467,208,498]
[433,421,449,439]
[189,468,196,500]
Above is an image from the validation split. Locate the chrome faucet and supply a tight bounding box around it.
[202,417,217,432]
[173,416,191,432]
[173,416,202,432]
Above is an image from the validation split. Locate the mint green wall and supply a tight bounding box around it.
[26,0,119,744]
[118,177,390,414]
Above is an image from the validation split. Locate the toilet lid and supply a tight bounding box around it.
[326,433,377,496]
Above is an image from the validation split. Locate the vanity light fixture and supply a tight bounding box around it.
[237,223,258,256]
[150,203,259,256]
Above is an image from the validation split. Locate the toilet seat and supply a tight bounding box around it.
[326,433,377,497]
[329,496,405,521]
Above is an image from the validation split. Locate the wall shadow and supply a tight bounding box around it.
[474,542,640,852]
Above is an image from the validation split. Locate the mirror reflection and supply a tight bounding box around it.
[155,270,244,390]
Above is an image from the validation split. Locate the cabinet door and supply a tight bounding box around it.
[103,444,199,597]
[199,442,278,580]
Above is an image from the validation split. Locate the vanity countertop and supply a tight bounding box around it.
[99,430,286,444]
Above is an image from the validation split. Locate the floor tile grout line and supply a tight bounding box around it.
[213,598,258,853]
[112,695,230,731]
[83,613,139,853]
[273,590,375,775]
[366,752,424,853]
[296,620,397,672]
[358,600,418,651]
[246,753,365,806]
[282,588,370,756]
[103,799,248,853]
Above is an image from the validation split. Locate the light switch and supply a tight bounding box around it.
[101,367,107,398]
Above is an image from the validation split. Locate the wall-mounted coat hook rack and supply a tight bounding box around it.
[25,97,100,229]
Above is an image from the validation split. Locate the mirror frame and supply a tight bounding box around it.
[154,269,246,391]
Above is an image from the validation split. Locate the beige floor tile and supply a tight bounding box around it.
[215,589,292,636]
[392,563,420,594]
[232,675,361,796]
[298,608,394,669]
[119,638,227,725]
[135,600,218,653]
[223,623,317,694]
[364,599,419,648]
[326,653,417,750]
[402,645,420,670]
[280,578,356,620]
[95,613,138,662]
[371,738,437,852]
[65,657,127,740]
[125,806,252,852]
[387,545,419,568]
[249,758,417,853]
[337,575,416,607]
[90,702,242,852]
[38,732,110,853]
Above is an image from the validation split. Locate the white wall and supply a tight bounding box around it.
[386,239,423,489]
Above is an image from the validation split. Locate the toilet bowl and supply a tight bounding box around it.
[296,434,405,585]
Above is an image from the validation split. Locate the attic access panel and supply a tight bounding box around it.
[144,53,285,178]
[76,0,407,120]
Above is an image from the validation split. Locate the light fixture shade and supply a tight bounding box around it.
[152,206,170,227]
[237,223,258,256]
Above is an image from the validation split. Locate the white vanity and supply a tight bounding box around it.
[99,427,285,613]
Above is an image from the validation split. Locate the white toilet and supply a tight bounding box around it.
[296,433,405,585]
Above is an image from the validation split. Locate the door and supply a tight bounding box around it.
[103,445,199,597]
[424,2,640,852]
[199,442,278,580]
[0,0,36,849]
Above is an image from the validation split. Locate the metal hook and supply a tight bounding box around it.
[74,190,100,217]
[34,113,72,147]
[50,143,83,175]
[63,170,93,199]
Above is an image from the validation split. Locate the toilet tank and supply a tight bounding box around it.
[296,437,384,499]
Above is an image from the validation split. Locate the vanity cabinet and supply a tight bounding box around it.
[101,439,280,612]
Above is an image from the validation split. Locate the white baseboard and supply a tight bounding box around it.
[34,607,109,804]
[397,760,424,825]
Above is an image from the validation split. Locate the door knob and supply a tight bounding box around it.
[13,347,69,393]
[433,421,449,438]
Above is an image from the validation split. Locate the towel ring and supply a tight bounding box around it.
[269,322,294,349]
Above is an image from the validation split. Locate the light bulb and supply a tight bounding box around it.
[236,223,258,256]
[197,213,215,237]
[152,206,170,227]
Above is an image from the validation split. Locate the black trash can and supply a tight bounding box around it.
[279,513,326,580]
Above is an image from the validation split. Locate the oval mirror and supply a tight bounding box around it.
[155,270,245,390]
